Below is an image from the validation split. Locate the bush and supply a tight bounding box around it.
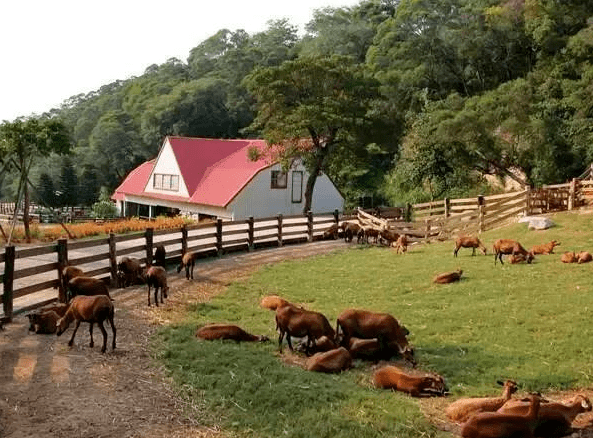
[91,188,118,219]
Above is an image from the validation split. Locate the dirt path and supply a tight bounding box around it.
[0,240,347,438]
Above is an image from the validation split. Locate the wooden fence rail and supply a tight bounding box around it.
[1,211,341,320]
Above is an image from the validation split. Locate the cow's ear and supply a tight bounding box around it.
[496,380,504,386]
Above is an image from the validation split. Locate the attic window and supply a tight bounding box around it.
[153,173,179,191]
[271,170,287,189]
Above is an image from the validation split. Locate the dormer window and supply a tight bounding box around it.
[153,173,179,191]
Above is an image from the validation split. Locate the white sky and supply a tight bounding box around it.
[0,0,360,123]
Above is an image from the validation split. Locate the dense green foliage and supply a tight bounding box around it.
[156,210,593,437]
[1,0,592,207]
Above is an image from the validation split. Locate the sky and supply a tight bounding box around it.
[0,0,361,123]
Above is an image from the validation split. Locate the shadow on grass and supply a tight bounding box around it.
[419,344,576,392]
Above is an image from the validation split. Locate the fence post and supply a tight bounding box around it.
[405,203,412,223]
[108,233,118,288]
[216,219,223,256]
[333,209,339,224]
[248,217,254,251]
[57,238,68,302]
[181,225,188,256]
[307,211,313,242]
[2,245,15,321]
[277,214,283,247]
[424,219,431,243]
[568,178,577,210]
[526,188,532,216]
[444,198,450,218]
[145,227,153,266]
[477,195,485,234]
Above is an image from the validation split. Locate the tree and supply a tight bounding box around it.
[0,118,70,241]
[244,55,380,212]
[57,157,79,207]
[36,172,57,207]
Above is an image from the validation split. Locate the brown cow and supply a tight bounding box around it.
[372,366,447,397]
[336,309,414,365]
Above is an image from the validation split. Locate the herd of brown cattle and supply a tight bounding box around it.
[22,228,593,437]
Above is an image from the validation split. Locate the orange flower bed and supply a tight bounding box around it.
[4,216,194,242]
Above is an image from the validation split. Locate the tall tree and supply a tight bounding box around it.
[58,157,78,207]
[0,118,70,241]
[244,55,380,212]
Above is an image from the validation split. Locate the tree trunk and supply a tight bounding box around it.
[303,146,329,214]
[23,181,31,243]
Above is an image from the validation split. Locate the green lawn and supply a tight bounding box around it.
[154,210,593,438]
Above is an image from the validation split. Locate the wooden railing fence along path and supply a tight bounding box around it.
[1,212,340,321]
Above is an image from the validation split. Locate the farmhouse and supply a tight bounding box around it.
[111,136,344,220]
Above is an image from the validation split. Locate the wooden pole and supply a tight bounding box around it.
[181,225,188,256]
[56,238,68,302]
[307,210,313,242]
[424,219,431,244]
[568,178,577,211]
[145,227,154,266]
[277,214,283,247]
[248,217,254,251]
[477,196,485,234]
[444,198,450,218]
[216,219,223,256]
[333,209,339,224]
[3,245,15,321]
[108,233,118,288]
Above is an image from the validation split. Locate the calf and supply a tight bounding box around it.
[445,380,518,424]
[433,269,463,284]
[561,251,577,263]
[372,366,447,397]
[275,304,335,355]
[461,394,541,438]
[498,394,592,438]
[195,323,269,342]
[117,257,143,288]
[322,223,342,240]
[154,244,166,268]
[530,240,560,255]
[56,295,116,353]
[68,276,111,299]
[336,309,414,365]
[60,266,84,300]
[177,251,196,280]
[305,347,352,373]
[260,295,291,311]
[143,266,168,306]
[493,239,534,265]
[343,222,361,243]
[27,311,61,334]
[454,236,487,257]
[394,234,409,254]
[577,251,592,264]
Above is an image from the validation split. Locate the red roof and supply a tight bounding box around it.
[112,137,274,207]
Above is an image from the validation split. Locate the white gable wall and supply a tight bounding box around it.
[144,139,190,197]
[228,162,343,219]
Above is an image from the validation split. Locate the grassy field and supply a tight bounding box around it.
[155,210,593,438]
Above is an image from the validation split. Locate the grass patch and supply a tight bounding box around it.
[155,210,593,437]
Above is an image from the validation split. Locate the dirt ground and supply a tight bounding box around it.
[0,240,346,438]
[2,238,593,438]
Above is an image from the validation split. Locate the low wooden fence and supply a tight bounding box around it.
[1,212,340,321]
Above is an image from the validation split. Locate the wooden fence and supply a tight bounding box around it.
[1,212,340,321]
